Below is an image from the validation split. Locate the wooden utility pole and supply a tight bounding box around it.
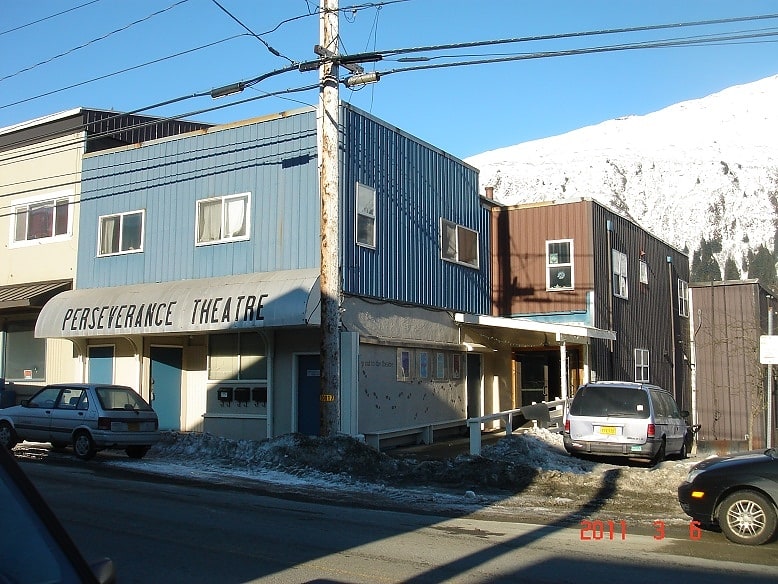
[318,0,341,435]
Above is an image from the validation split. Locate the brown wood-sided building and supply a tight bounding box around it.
[489,197,692,412]
[690,280,777,452]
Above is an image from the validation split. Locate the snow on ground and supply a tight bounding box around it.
[84,428,700,525]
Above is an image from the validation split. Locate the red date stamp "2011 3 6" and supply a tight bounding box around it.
[580,519,703,541]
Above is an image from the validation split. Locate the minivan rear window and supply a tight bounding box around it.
[569,386,650,419]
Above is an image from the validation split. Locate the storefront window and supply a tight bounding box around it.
[208,332,267,381]
[4,322,45,381]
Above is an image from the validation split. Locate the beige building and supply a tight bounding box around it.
[0,110,208,402]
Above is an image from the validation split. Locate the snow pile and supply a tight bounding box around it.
[93,428,698,522]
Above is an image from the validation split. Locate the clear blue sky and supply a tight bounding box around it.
[2,0,777,158]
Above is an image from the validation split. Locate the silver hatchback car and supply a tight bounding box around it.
[0,383,160,460]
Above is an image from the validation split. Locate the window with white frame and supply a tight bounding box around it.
[612,249,629,299]
[546,239,574,290]
[639,259,649,285]
[196,193,250,245]
[678,279,690,317]
[98,210,144,256]
[635,348,650,382]
[440,219,479,268]
[11,192,72,246]
[355,182,376,247]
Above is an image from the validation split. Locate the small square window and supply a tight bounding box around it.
[440,220,479,268]
[98,210,144,256]
[196,193,250,245]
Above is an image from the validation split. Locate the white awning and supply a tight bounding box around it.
[36,269,320,338]
[454,313,616,342]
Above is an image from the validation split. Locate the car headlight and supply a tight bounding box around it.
[685,467,704,483]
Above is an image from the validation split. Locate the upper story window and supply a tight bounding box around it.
[196,193,250,245]
[11,191,72,247]
[678,279,690,317]
[355,182,376,248]
[440,219,479,268]
[612,249,629,299]
[98,210,144,256]
[546,239,573,290]
[639,259,649,285]
[634,348,650,382]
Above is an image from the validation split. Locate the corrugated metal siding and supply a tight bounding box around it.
[589,201,690,405]
[692,281,768,449]
[490,200,593,317]
[77,110,319,288]
[341,106,490,315]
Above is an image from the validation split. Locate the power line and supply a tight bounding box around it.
[208,0,295,64]
[0,83,321,217]
[375,29,778,79]
[3,13,778,171]
[374,12,778,59]
[0,0,103,36]
[0,0,193,84]
[0,34,249,112]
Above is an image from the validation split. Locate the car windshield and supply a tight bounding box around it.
[95,387,152,411]
[570,386,651,419]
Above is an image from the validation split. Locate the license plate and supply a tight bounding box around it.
[598,426,617,435]
[127,422,139,431]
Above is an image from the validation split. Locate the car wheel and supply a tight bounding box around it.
[718,490,778,545]
[72,431,96,461]
[0,421,18,450]
[677,440,687,460]
[125,445,150,459]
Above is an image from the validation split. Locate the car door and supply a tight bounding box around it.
[49,387,90,445]
[13,387,62,443]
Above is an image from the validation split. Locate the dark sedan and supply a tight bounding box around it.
[678,448,778,545]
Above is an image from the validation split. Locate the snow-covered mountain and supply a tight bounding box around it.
[465,75,778,277]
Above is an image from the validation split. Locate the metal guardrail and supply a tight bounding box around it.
[466,399,567,456]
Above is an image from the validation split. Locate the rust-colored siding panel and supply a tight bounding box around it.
[491,200,593,316]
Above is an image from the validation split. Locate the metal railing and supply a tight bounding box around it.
[466,399,567,455]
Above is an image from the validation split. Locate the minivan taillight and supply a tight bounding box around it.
[564,420,570,433]
[98,417,112,431]
[647,423,655,438]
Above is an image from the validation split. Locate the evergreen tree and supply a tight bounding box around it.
[747,245,777,285]
[723,256,740,280]
[691,238,722,282]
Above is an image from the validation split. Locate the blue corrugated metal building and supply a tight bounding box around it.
[36,104,493,445]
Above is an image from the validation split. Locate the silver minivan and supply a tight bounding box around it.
[563,381,689,464]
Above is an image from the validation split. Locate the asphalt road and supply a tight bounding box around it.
[18,457,778,584]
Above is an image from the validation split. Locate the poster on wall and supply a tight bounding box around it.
[417,351,429,379]
[451,354,461,379]
[435,352,446,380]
[397,348,412,381]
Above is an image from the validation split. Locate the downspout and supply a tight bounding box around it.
[667,257,677,399]
[606,221,615,379]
